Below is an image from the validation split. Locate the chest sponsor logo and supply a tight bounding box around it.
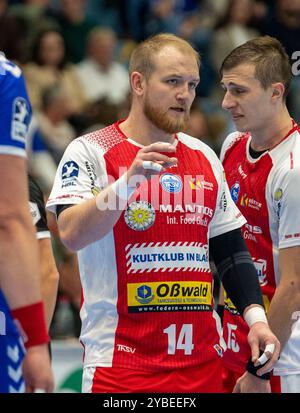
[127,281,212,313]
[238,164,247,180]
[240,194,262,211]
[160,173,182,193]
[243,223,262,243]
[125,201,155,231]
[189,178,214,191]
[253,258,267,286]
[125,242,209,273]
[230,182,240,204]
[61,161,79,188]
[159,204,213,217]
[11,97,31,143]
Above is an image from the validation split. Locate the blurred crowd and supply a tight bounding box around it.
[1,0,300,339]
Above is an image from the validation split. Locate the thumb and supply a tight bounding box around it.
[232,382,241,393]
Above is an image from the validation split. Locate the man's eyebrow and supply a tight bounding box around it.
[166,74,200,82]
[220,81,244,87]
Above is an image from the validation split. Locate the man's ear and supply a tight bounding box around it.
[271,82,285,101]
[131,71,145,96]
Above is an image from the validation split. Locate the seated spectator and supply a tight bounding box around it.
[55,0,97,63]
[29,84,76,166]
[23,29,87,113]
[211,0,260,74]
[7,0,58,54]
[75,27,130,106]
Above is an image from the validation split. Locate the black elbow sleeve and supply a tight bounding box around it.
[210,228,264,316]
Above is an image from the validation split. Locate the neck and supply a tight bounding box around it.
[119,108,176,146]
[250,107,292,151]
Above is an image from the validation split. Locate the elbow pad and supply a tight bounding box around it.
[210,228,264,315]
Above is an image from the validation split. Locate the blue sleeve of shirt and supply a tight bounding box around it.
[0,56,32,156]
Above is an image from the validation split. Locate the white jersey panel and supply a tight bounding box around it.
[46,135,119,367]
[267,130,300,375]
[47,137,108,212]
[78,231,119,368]
[178,133,246,239]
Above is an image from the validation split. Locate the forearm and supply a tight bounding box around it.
[41,271,59,329]
[267,284,300,350]
[210,229,264,316]
[0,214,41,309]
[58,184,127,251]
[39,239,59,329]
[268,247,300,350]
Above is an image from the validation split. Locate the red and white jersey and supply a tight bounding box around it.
[47,121,244,372]
[221,120,300,376]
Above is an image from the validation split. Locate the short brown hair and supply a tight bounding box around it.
[129,33,200,79]
[220,36,292,99]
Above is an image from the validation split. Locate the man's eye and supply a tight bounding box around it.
[168,79,178,85]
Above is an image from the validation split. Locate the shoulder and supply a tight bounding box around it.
[177,132,218,159]
[76,123,126,154]
[220,131,248,162]
[271,128,300,181]
[0,55,26,97]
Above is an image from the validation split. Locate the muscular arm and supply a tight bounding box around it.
[267,246,300,349]
[58,185,125,252]
[57,142,177,251]
[38,238,59,329]
[0,156,41,308]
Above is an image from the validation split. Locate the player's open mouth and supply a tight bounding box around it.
[170,107,185,113]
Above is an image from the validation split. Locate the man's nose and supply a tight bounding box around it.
[222,91,236,110]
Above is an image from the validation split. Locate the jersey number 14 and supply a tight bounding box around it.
[163,324,194,355]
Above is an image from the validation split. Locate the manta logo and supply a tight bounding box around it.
[62,161,79,180]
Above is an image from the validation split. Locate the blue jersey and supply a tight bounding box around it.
[0,55,30,393]
[0,289,26,393]
[0,54,31,157]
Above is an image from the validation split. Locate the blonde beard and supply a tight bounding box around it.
[143,98,190,134]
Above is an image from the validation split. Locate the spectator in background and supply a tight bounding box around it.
[29,84,76,166]
[23,29,87,113]
[7,0,58,56]
[183,100,227,155]
[0,0,28,63]
[55,0,97,63]
[211,0,260,75]
[75,27,130,106]
[255,0,300,124]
